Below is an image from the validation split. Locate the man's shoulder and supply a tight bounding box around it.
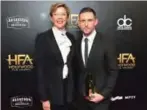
[96,31,114,42]
[76,31,83,41]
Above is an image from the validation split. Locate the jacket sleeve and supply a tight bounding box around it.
[34,34,49,101]
[99,37,118,98]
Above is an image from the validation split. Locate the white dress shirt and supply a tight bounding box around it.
[52,26,72,79]
[81,30,96,65]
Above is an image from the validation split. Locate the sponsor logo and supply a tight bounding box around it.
[117,15,132,30]
[10,96,33,108]
[111,96,123,101]
[111,95,136,102]
[124,95,136,100]
[6,16,30,29]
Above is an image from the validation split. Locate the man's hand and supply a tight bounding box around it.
[89,92,104,103]
[86,89,104,103]
[42,100,51,110]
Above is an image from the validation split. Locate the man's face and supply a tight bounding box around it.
[78,12,98,36]
[51,7,68,29]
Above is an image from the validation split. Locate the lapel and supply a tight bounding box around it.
[86,32,102,68]
[78,33,85,69]
[66,32,73,63]
[46,29,73,65]
[47,29,64,65]
[79,31,102,70]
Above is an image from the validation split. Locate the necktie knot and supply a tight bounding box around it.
[84,38,88,43]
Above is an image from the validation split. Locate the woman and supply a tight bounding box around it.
[35,3,75,110]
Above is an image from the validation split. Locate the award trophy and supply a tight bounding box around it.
[85,73,96,99]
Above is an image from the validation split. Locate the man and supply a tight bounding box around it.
[75,7,118,110]
[35,3,75,110]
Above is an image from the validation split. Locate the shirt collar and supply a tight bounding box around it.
[82,29,96,43]
[52,26,66,35]
[52,26,71,46]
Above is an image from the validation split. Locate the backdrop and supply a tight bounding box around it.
[1,1,147,110]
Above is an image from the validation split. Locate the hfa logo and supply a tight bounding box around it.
[67,14,79,29]
[117,53,136,69]
[6,16,30,29]
[117,15,132,30]
[6,54,33,71]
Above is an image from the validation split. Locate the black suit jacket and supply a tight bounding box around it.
[75,31,118,100]
[34,29,75,105]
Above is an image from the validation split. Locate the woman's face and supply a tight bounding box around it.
[51,7,68,29]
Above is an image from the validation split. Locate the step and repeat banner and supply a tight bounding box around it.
[1,1,147,110]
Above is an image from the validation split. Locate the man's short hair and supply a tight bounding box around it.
[79,7,96,18]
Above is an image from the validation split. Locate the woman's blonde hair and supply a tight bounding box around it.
[49,3,70,18]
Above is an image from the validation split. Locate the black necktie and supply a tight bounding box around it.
[84,38,88,66]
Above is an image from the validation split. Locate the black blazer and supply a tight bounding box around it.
[75,31,118,99]
[34,29,75,105]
